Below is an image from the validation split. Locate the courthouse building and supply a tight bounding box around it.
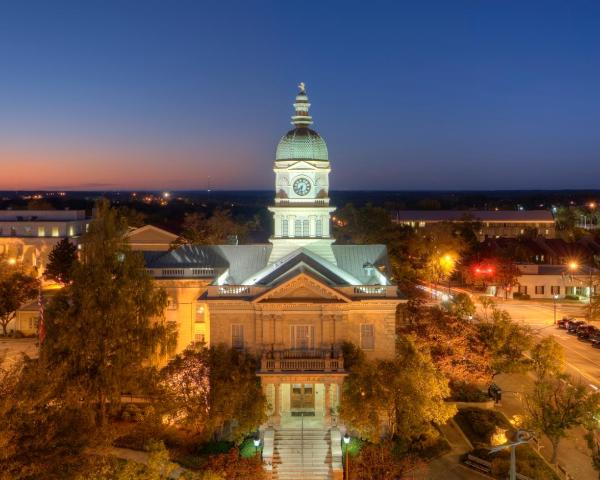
[144,86,405,430]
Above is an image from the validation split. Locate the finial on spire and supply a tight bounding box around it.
[292,82,312,127]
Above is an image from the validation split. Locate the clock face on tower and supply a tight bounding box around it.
[293,177,311,196]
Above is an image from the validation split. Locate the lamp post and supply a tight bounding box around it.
[569,261,594,320]
[440,254,456,296]
[553,294,558,325]
[253,437,261,457]
[489,430,531,480]
[343,433,350,480]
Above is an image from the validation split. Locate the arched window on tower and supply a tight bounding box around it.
[316,218,323,237]
[282,218,288,237]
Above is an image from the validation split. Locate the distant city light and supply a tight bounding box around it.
[7,258,17,265]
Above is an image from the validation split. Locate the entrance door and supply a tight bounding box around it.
[290,384,315,415]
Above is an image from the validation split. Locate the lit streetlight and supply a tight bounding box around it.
[343,433,351,480]
[490,430,531,480]
[440,253,456,295]
[553,294,558,325]
[253,437,261,457]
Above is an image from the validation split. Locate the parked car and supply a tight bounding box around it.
[567,320,586,334]
[557,317,574,329]
[591,332,600,348]
[577,325,599,341]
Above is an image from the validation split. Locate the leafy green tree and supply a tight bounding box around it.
[524,376,600,463]
[0,266,39,335]
[531,336,564,381]
[340,336,455,443]
[43,199,175,427]
[478,307,533,376]
[44,237,78,284]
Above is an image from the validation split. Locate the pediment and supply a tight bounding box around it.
[287,161,320,170]
[252,272,351,303]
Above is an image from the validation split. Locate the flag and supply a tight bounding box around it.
[38,285,46,345]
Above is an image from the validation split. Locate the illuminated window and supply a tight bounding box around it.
[51,226,59,237]
[166,297,177,310]
[68,225,75,236]
[231,324,244,350]
[360,324,375,350]
[195,305,205,322]
[291,325,314,350]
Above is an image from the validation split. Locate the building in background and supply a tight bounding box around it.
[393,210,555,240]
[125,225,178,251]
[515,264,596,300]
[0,210,89,273]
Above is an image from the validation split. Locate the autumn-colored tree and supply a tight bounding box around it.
[447,292,476,319]
[340,336,455,443]
[203,448,267,480]
[525,376,600,463]
[0,265,39,335]
[349,441,423,480]
[402,307,492,388]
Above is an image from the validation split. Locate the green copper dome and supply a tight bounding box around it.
[275,83,329,162]
[276,127,329,162]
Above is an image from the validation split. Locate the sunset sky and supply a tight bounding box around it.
[1,1,600,191]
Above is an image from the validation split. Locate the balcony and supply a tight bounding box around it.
[259,349,345,373]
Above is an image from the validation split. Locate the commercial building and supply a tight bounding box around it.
[393,210,556,240]
[515,264,596,300]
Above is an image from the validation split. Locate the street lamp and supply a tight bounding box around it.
[440,254,456,295]
[343,433,351,480]
[489,430,531,480]
[568,260,594,319]
[253,437,261,457]
[553,294,558,325]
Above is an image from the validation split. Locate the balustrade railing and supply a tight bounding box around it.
[260,349,345,372]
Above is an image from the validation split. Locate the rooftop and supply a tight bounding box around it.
[394,210,554,223]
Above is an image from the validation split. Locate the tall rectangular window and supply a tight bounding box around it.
[294,220,302,237]
[51,226,59,237]
[37,226,46,237]
[302,219,309,236]
[232,324,244,350]
[360,324,375,350]
[316,219,323,237]
[282,219,288,237]
[291,325,314,350]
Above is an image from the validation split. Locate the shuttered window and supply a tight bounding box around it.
[360,324,375,350]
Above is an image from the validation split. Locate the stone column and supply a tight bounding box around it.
[324,382,332,426]
[289,215,296,237]
[273,382,281,426]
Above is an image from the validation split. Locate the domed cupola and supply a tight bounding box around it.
[275,83,329,162]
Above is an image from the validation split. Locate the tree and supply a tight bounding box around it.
[340,336,456,443]
[402,307,492,388]
[161,345,266,443]
[492,257,521,299]
[479,295,496,321]
[524,376,600,463]
[42,199,176,427]
[203,448,267,480]
[0,266,39,335]
[447,292,476,319]
[349,441,423,480]
[531,336,564,381]
[44,238,78,284]
[478,307,533,376]
[177,209,256,245]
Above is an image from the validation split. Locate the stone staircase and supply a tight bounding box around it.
[272,427,332,480]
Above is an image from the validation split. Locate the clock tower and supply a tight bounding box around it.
[268,84,336,264]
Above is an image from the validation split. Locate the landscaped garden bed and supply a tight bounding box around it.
[455,407,560,480]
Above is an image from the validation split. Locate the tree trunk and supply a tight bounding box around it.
[550,437,560,464]
[1,320,7,336]
[97,392,107,427]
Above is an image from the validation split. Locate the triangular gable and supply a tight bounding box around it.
[286,160,327,170]
[125,225,178,244]
[252,272,352,303]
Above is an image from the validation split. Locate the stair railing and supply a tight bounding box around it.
[301,412,305,477]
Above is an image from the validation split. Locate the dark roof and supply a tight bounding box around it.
[394,210,554,223]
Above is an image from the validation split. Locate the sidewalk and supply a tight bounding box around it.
[495,372,597,480]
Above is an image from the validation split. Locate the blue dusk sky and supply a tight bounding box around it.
[0,1,599,191]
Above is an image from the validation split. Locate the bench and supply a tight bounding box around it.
[464,454,492,474]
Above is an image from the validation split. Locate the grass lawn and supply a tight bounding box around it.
[341,437,364,457]
[240,437,263,459]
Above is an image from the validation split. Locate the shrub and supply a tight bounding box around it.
[565,294,579,301]
[454,408,511,447]
[470,446,559,480]
[450,382,490,402]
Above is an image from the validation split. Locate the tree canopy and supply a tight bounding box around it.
[44,237,78,284]
[0,265,39,336]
